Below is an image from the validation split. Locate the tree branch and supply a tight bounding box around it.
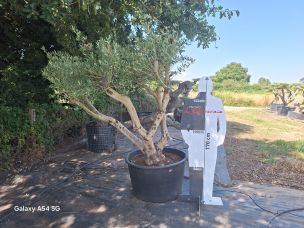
[153,60,160,79]
[164,64,170,85]
[155,114,170,152]
[155,90,171,151]
[82,97,100,114]
[103,87,147,137]
[146,111,164,140]
[156,87,163,109]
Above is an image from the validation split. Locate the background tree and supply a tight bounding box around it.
[212,62,251,83]
[258,77,271,86]
[300,77,304,83]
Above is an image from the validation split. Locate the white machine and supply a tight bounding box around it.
[181,77,226,206]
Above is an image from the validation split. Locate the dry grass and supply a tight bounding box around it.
[189,90,273,107]
[225,107,304,141]
[225,107,304,189]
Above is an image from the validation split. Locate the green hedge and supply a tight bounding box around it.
[0,104,87,170]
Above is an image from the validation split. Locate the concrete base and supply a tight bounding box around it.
[215,145,232,186]
[179,145,232,202]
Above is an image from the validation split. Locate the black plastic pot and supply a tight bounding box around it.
[287,111,304,121]
[270,103,283,112]
[86,122,117,152]
[126,147,186,203]
[277,106,290,116]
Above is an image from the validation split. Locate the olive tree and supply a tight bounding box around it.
[271,83,301,106]
[43,30,193,165]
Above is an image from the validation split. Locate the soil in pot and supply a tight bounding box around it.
[132,152,182,166]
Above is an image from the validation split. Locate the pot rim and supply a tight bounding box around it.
[125,147,187,170]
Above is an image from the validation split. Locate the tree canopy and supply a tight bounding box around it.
[213,62,251,83]
[258,77,271,86]
[43,29,193,165]
[43,29,192,106]
[0,0,238,108]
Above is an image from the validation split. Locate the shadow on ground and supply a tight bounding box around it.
[0,129,304,227]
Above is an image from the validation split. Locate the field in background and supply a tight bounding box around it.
[225,107,304,189]
[225,107,304,160]
[213,91,272,107]
[189,90,273,107]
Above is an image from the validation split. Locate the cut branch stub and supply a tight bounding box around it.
[99,78,110,89]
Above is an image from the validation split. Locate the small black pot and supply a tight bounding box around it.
[86,122,117,152]
[270,103,283,112]
[277,106,289,116]
[126,147,186,203]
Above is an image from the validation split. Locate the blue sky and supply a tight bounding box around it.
[174,0,304,83]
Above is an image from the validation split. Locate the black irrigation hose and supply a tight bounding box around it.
[214,189,276,215]
[267,208,304,228]
[172,134,304,226]
[0,149,133,223]
[215,189,304,227]
[3,142,303,226]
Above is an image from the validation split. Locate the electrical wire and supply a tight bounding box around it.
[267,207,304,228]
[172,133,304,226]
[2,146,303,227]
[214,189,276,215]
[214,189,304,227]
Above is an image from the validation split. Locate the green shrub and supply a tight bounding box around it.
[0,104,88,170]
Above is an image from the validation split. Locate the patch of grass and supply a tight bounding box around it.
[189,90,273,107]
[213,91,272,107]
[226,108,304,138]
[225,146,234,154]
[259,140,304,162]
[225,108,304,162]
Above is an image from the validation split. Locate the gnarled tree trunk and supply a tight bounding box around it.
[70,64,176,166]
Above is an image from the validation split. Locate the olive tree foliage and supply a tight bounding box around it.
[43,30,193,165]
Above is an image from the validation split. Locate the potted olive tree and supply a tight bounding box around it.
[43,29,194,202]
[287,85,304,120]
[270,84,297,115]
